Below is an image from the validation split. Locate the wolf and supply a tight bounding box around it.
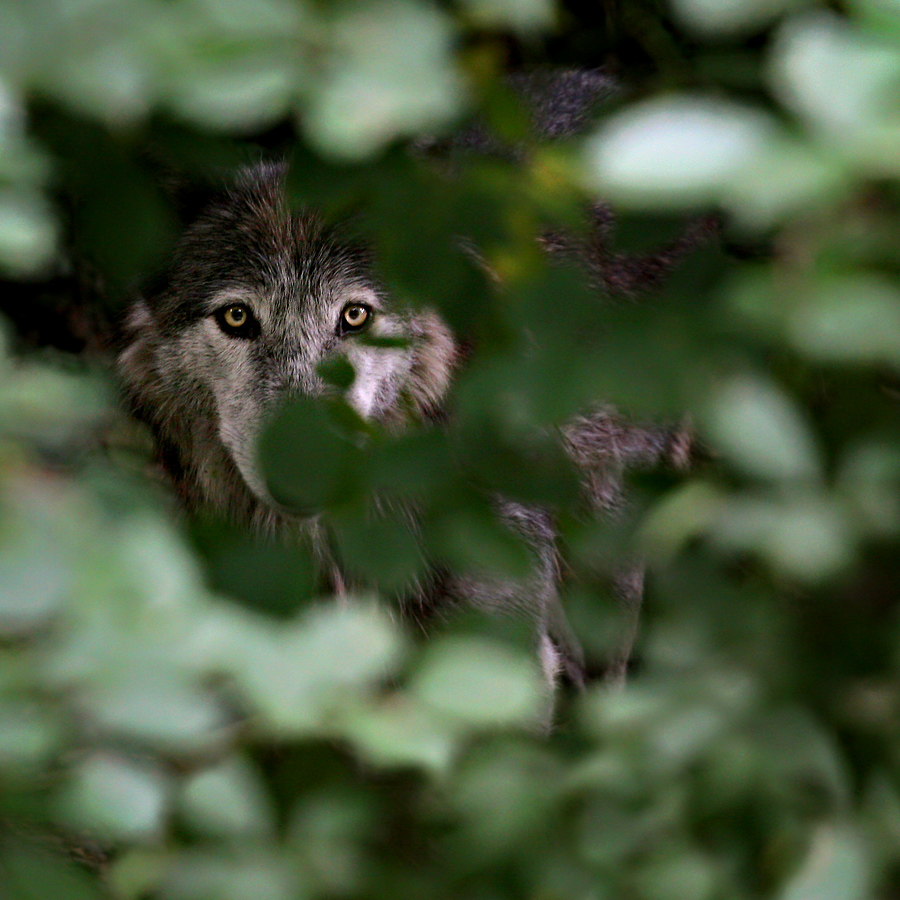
[117,161,571,688]
[118,71,701,708]
[118,158,694,712]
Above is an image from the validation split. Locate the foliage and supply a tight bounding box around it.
[2,0,900,898]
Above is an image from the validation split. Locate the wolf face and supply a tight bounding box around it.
[119,163,455,526]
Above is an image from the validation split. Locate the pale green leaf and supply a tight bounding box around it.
[232,600,405,733]
[779,823,869,900]
[672,0,806,37]
[303,2,464,159]
[787,276,900,367]
[412,636,547,729]
[703,375,821,481]
[582,96,772,208]
[714,494,855,581]
[339,693,459,772]
[0,188,58,276]
[163,851,297,900]
[459,0,555,33]
[769,12,900,140]
[81,677,230,754]
[181,758,274,840]
[58,754,170,843]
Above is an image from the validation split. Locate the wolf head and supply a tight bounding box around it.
[119,162,456,525]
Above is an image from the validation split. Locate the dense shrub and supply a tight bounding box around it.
[2,1,900,898]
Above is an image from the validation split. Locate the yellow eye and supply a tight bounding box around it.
[342,304,370,331]
[223,305,248,328]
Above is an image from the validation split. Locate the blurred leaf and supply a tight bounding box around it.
[108,848,172,900]
[640,480,725,562]
[181,757,275,840]
[725,134,847,230]
[259,397,362,512]
[163,850,296,900]
[0,479,84,636]
[34,112,177,291]
[232,601,405,733]
[714,493,855,581]
[459,0,555,33]
[634,849,717,900]
[57,753,171,843]
[673,0,807,37]
[428,505,534,581]
[288,791,374,895]
[303,2,464,159]
[448,741,561,855]
[702,374,822,481]
[769,11,900,144]
[583,96,772,209]
[778,823,869,900]
[317,355,356,391]
[0,700,63,775]
[189,515,318,616]
[760,709,852,814]
[340,693,458,771]
[411,635,546,729]
[330,507,428,593]
[787,275,900,368]
[838,442,900,536]
[0,365,109,449]
[80,675,230,755]
[0,188,58,276]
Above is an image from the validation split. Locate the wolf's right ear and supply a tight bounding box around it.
[117,300,159,408]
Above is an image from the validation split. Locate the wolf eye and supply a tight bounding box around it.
[224,306,247,328]
[340,303,371,334]
[215,304,258,339]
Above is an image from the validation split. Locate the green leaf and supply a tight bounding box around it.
[459,0,555,33]
[57,753,171,843]
[787,276,900,367]
[778,823,869,900]
[162,851,296,900]
[232,601,405,733]
[768,12,900,141]
[672,0,806,37]
[303,1,463,159]
[714,494,855,581]
[81,676,229,755]
[258,398,360,512]
[411,636,546,729]
[724,134,848,229]
[703,374,822,481]
[634,849,717,900]
[0,832,104,900]
[181,758,275,840]
[339,694,458,772]
[0,188,57,276]
[640,481,726,562]
[0,701,63,774]
[582,96,772,208]
[316,356,356,390]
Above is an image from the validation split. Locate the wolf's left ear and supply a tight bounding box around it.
[406,310,458,421]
